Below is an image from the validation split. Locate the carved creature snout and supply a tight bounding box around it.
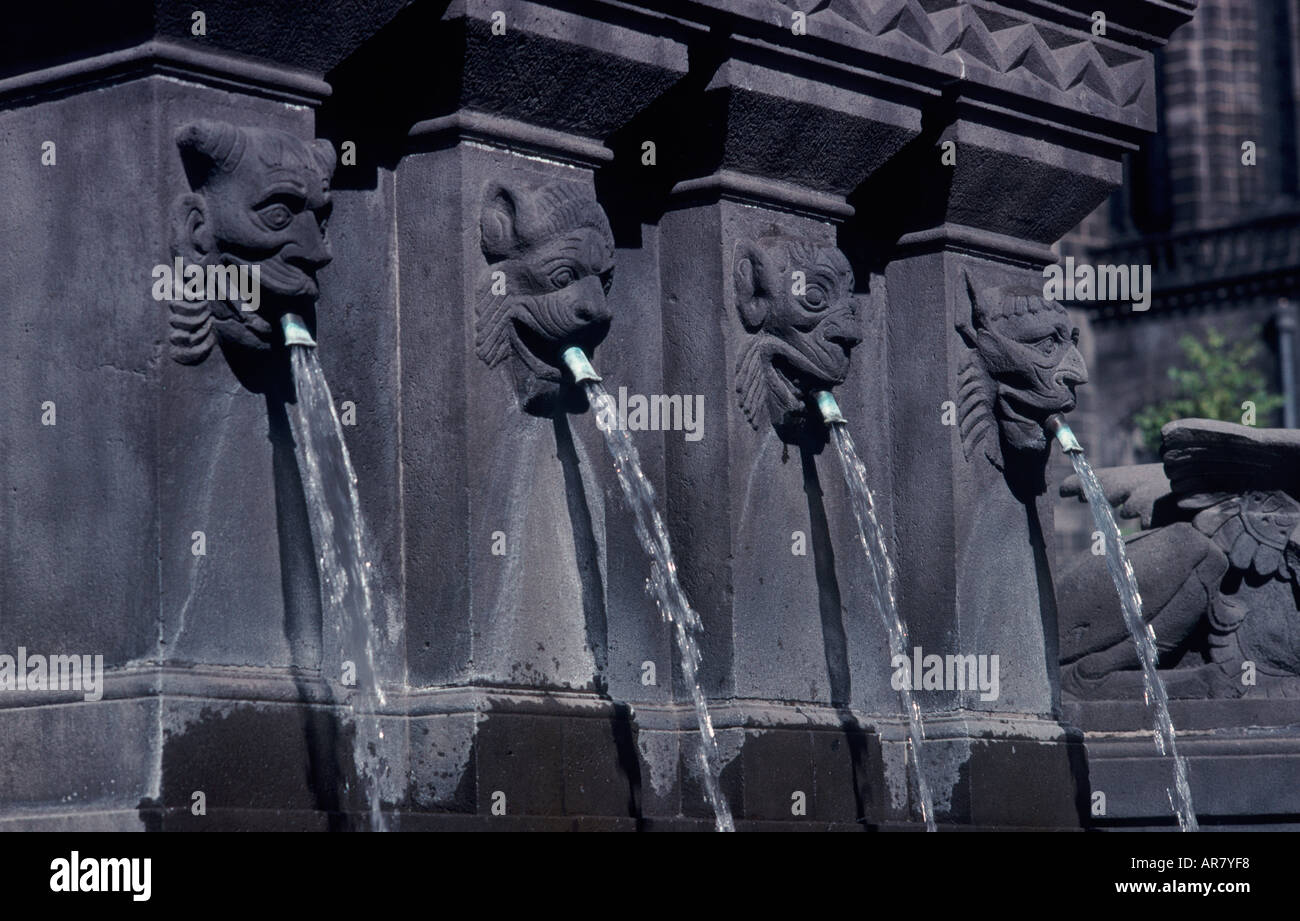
[809,310,862,379]
[262,218,333,299]
[534,274,613,334]
[1053,346,1089,391]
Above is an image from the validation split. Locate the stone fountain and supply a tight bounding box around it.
[0,0,1232,831]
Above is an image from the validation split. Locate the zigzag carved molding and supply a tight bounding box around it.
[777,0,1149,111]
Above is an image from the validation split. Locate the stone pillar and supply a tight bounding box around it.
[638,53,924,823]
[853,76,1147,830]
[320,0,691,824]
[0,40,341,828]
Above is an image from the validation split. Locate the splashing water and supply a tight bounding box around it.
[286,344,391,832]
[580,379,734,831]
[1055,428,1198,831]
[827,422,937,831]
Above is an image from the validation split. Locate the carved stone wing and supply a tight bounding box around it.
[1161,418,1300,496]
[1190,492,1300,582]
[1155,418,1300,582]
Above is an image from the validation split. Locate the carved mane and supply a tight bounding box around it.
[955,271,999,466]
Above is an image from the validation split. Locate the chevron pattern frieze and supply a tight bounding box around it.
[776,0,1149,110]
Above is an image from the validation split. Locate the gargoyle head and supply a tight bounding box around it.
[170,120,335,365]
[957,271,1088,463]
[734,234,860,432]
[476,179,615,414]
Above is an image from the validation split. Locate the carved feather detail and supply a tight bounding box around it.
[1193,493,1300,582]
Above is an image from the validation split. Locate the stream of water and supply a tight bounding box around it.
[1059,436,1198,831]
[827,422,937,831]
[581,379,735,831]
[286,344,391,832]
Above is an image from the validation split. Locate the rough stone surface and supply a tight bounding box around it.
[1,0,1229,832]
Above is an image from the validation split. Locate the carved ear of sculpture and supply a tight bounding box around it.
[310,138,337,177]
[166,190,217,366]
[170,193,212,263]
[734,240,772,331]
[481,181,524,262]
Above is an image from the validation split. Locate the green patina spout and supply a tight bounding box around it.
[1045,413,1082,453]
[560,345,601,383]
[812,390,845,425]
[281,312,316,348]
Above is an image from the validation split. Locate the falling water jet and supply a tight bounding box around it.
[1045,414,1198,831]
[560,346,735,832]
[281,312,392,832]
[814,390,937,832]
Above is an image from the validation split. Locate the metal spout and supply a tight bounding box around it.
[281,312,316,348]
[813,390,845,425]
[1045,413,1082,453]
[560,346,601,383]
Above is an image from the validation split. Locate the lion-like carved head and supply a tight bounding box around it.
[957,271,1088,462]
[734,234,860,432]
[476,179,615,414]
[170,120,335,365]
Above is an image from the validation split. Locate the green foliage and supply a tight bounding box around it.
[1133,326,1285,452]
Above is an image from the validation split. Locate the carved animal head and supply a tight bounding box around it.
[476,179,615,413]
[734,234,859,431]
[170,120,335,364]
[957,272,1088,462]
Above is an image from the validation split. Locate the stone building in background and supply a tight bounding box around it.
[1056,0,1300,554]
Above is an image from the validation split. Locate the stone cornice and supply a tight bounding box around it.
[637,0,1195,135]
[408,111,615,168]
[895,224,1059,266]
[0,38,331,108]
[670,170,858,220]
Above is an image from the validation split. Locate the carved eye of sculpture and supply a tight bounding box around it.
[547,264,578,289]
[1033,334,1062,358]
[802,283,829,311]
[256,194,301,231]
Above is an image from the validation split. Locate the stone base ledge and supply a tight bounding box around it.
[1070,700,1300,826]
